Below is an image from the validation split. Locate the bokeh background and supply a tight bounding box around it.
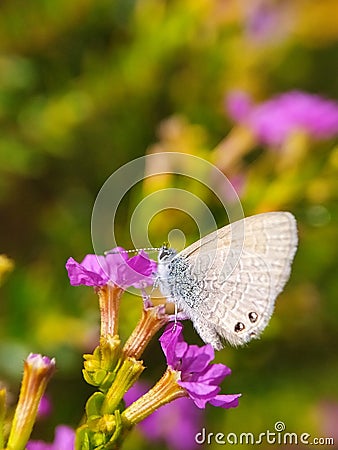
[0,0,337,448]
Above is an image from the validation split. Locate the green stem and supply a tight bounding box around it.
[101,358,144,415]
[0,389,6,449]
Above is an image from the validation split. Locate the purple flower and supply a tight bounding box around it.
[317,400,338,443]
[125,381,203,450]
[226,90,338,146]
[26,353,56,372]
[227,90,253,123]
[37,394,52,419]
[159,323,240,409]
[243,1,292,44]
[27,425,75,450]
[66,249,157,289]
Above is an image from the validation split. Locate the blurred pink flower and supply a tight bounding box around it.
[226,91,253,123]
[317,400,338,443]
[242,0,293,44]
[226,90,338,146]
[37,394,52,419]
[27,425,75,450]
[124,381,203,450]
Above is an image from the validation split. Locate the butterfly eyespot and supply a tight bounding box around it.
[234,322,245,333]
[248,312,258,323]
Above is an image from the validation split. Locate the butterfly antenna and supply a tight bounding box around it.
[104,247,162,256]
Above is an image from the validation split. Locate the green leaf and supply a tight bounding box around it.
[86,392,106,419]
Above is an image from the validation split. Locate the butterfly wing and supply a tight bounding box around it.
[175,211,298,347]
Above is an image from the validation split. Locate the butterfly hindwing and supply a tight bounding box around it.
[159,212,298,348]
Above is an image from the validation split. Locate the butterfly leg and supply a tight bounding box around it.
[140,287,153,309]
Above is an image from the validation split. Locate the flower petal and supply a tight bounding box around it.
[128,251,156,274]
[53,425,75,449]
[160,322,240,411]
[66,250,157,289]
[65,257,107,286]
[178,382,220,409]
[193,363,231,385]
[178,381,220,400]
[180,344,214,376]
[226,89,338,146]
[209,394,241,409]
[80,254,108,274]
[160,322,187,367]
[105,250,156,288]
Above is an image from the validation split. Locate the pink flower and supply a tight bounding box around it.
[65,249,157,289]
[317,401,338,443]
[243,1,292,44]
[159,323,241,409]
[27,425,75,450]
[26,354,56,371]
[226,90,338,146]
[37,394,52,419]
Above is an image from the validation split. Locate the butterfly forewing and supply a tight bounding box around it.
[178,212,297,292]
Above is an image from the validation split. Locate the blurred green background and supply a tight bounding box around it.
[0,0,337,448]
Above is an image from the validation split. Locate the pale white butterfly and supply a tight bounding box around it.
[157,211,298,349]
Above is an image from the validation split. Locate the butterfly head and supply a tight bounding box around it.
[158,243,177,263]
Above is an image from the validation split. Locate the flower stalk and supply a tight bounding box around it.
[122,368,186,427]
[122,303,169,359]
[98,284,123,338]
[6,354,55,450]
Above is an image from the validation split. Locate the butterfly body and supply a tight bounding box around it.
[157,211,298,349]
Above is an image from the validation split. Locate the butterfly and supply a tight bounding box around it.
[156,211,298,349]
